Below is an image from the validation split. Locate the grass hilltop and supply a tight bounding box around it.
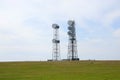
[0,61,120,80]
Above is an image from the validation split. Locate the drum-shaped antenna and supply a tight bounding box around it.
[68,26,75,32]
[52,24,59,29]
[68,31,75,37]
[52,39,60,43]
[68,20,74,26]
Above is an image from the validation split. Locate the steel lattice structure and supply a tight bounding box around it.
[52,24,60,61]
[67,20,79,61]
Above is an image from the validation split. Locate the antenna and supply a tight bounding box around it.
[67,20,79,61]
[52,24,60,61]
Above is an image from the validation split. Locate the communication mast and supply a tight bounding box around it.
[67,20,79,61]
[52,24,60,61]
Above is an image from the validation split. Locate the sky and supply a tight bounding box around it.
[0,0,120,61]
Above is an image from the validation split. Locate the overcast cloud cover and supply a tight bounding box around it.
[0,0,120,61]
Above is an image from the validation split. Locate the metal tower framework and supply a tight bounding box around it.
[52,24,60,61]
[67,20,79,61]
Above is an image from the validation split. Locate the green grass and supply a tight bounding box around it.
[0,61,120,80]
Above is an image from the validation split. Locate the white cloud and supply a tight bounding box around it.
[102,10,120,27]
[113,28,120,37]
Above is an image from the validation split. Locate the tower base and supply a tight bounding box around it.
[71,58,79,61]
[62,58,79,61]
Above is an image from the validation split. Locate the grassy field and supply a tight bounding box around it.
[0,61,120,80]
